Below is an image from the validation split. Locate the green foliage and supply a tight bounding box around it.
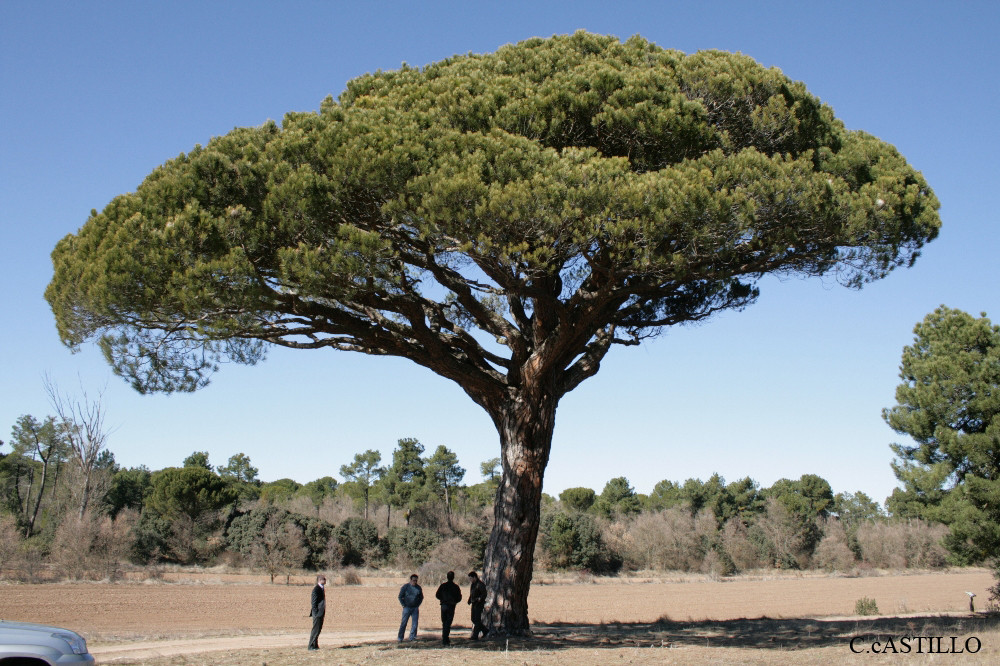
[540,511,621,573]
[832,491,884,557]
[719,477,764,522]
[340,449,384,519]
[560,487,596,512]
[647,479,683,512]
[648,474,762,524]
[884,306,1000,562]
[459,522,490,570]
[765,474,834,519]
[217,453,259,485]
[45,32,942,633]
[833,491,883,526]
[258,478,302,504]
[227,504,334,570]
[335,517,383,566]
[855,597,879,616]
[757,476,835,562]
[4,414,69,536]
[183,451,211,470]
[102,466,152,518]
[386,526,441,566]
[987,559,1000,613]
[130,511,173,563]
[595,477,641,517]
[377,438,428,516]
[294,514,337,570]
[463,481,497,508]
[298,476,338,507]
[425,445,465,496]
[424,445,465,523]
[48,32,939,402]
[480,458,500,483]
[145,466,237,521]
[226,505,286,557]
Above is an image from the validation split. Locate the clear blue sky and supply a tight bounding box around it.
[2,1,997,506]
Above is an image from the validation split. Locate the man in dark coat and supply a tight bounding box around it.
[467,570,487,640]
[308,574,326,650]
[397,573,424,641]
[434,571,463,645]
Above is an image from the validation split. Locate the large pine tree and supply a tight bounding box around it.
[48,32,939,634]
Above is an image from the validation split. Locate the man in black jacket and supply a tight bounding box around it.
[467,570,486,640]
[308,574,326,650]
[434,571,463,645]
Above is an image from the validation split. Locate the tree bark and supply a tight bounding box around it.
[26,457,50,538]
[480,391,557,636]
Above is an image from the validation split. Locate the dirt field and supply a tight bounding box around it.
[2,568,997,664]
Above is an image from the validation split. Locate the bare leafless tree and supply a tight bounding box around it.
[44,375,112,518]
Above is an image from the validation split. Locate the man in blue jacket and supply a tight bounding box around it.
[397,573,423,642]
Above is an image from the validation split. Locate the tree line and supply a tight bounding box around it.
[3,303,999,586]
[0,431,963,583]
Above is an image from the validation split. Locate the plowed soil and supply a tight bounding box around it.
[1,569,996,664]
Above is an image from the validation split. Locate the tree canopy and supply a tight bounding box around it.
[46,32,940,635]
[884,306,1000,561]
[48,32,938,404]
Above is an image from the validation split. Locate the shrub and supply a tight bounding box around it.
[250,513,307,583]
[458,522,490,570]
[755,497,814,569]
[130,511,172,563]
[855,519,948,569]
[318,536,343,571]
[984,559,1000,613]
[721,517,766,571]
[812,518,857,572]
[50,510,137,580]
[335,517,384,566]
[539,512,621,573]
[0,514,22,578]
[228,505,335,570]
[419,537,473,585]
[386,526,441,568]
[227,505,288,555]
[293,514,337,570]
[560,487,596,512]
[855,597,879,616]
[618,508,715,571]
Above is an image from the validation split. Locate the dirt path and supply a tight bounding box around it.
[88,631,383,661]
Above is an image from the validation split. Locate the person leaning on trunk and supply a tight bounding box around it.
[434,571,463,645]
[467,570,487,640]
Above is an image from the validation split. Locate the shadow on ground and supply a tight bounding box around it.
[343,614,999,653]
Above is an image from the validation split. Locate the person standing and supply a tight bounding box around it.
[397,573,423,642]
[308,574,326,650]
[434,571,463,645]
[467,570,487,640]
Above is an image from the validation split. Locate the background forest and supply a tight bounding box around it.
[0,427,962,584]
[3,305,996,587]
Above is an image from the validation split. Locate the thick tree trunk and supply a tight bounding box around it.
[481,392,557,636]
